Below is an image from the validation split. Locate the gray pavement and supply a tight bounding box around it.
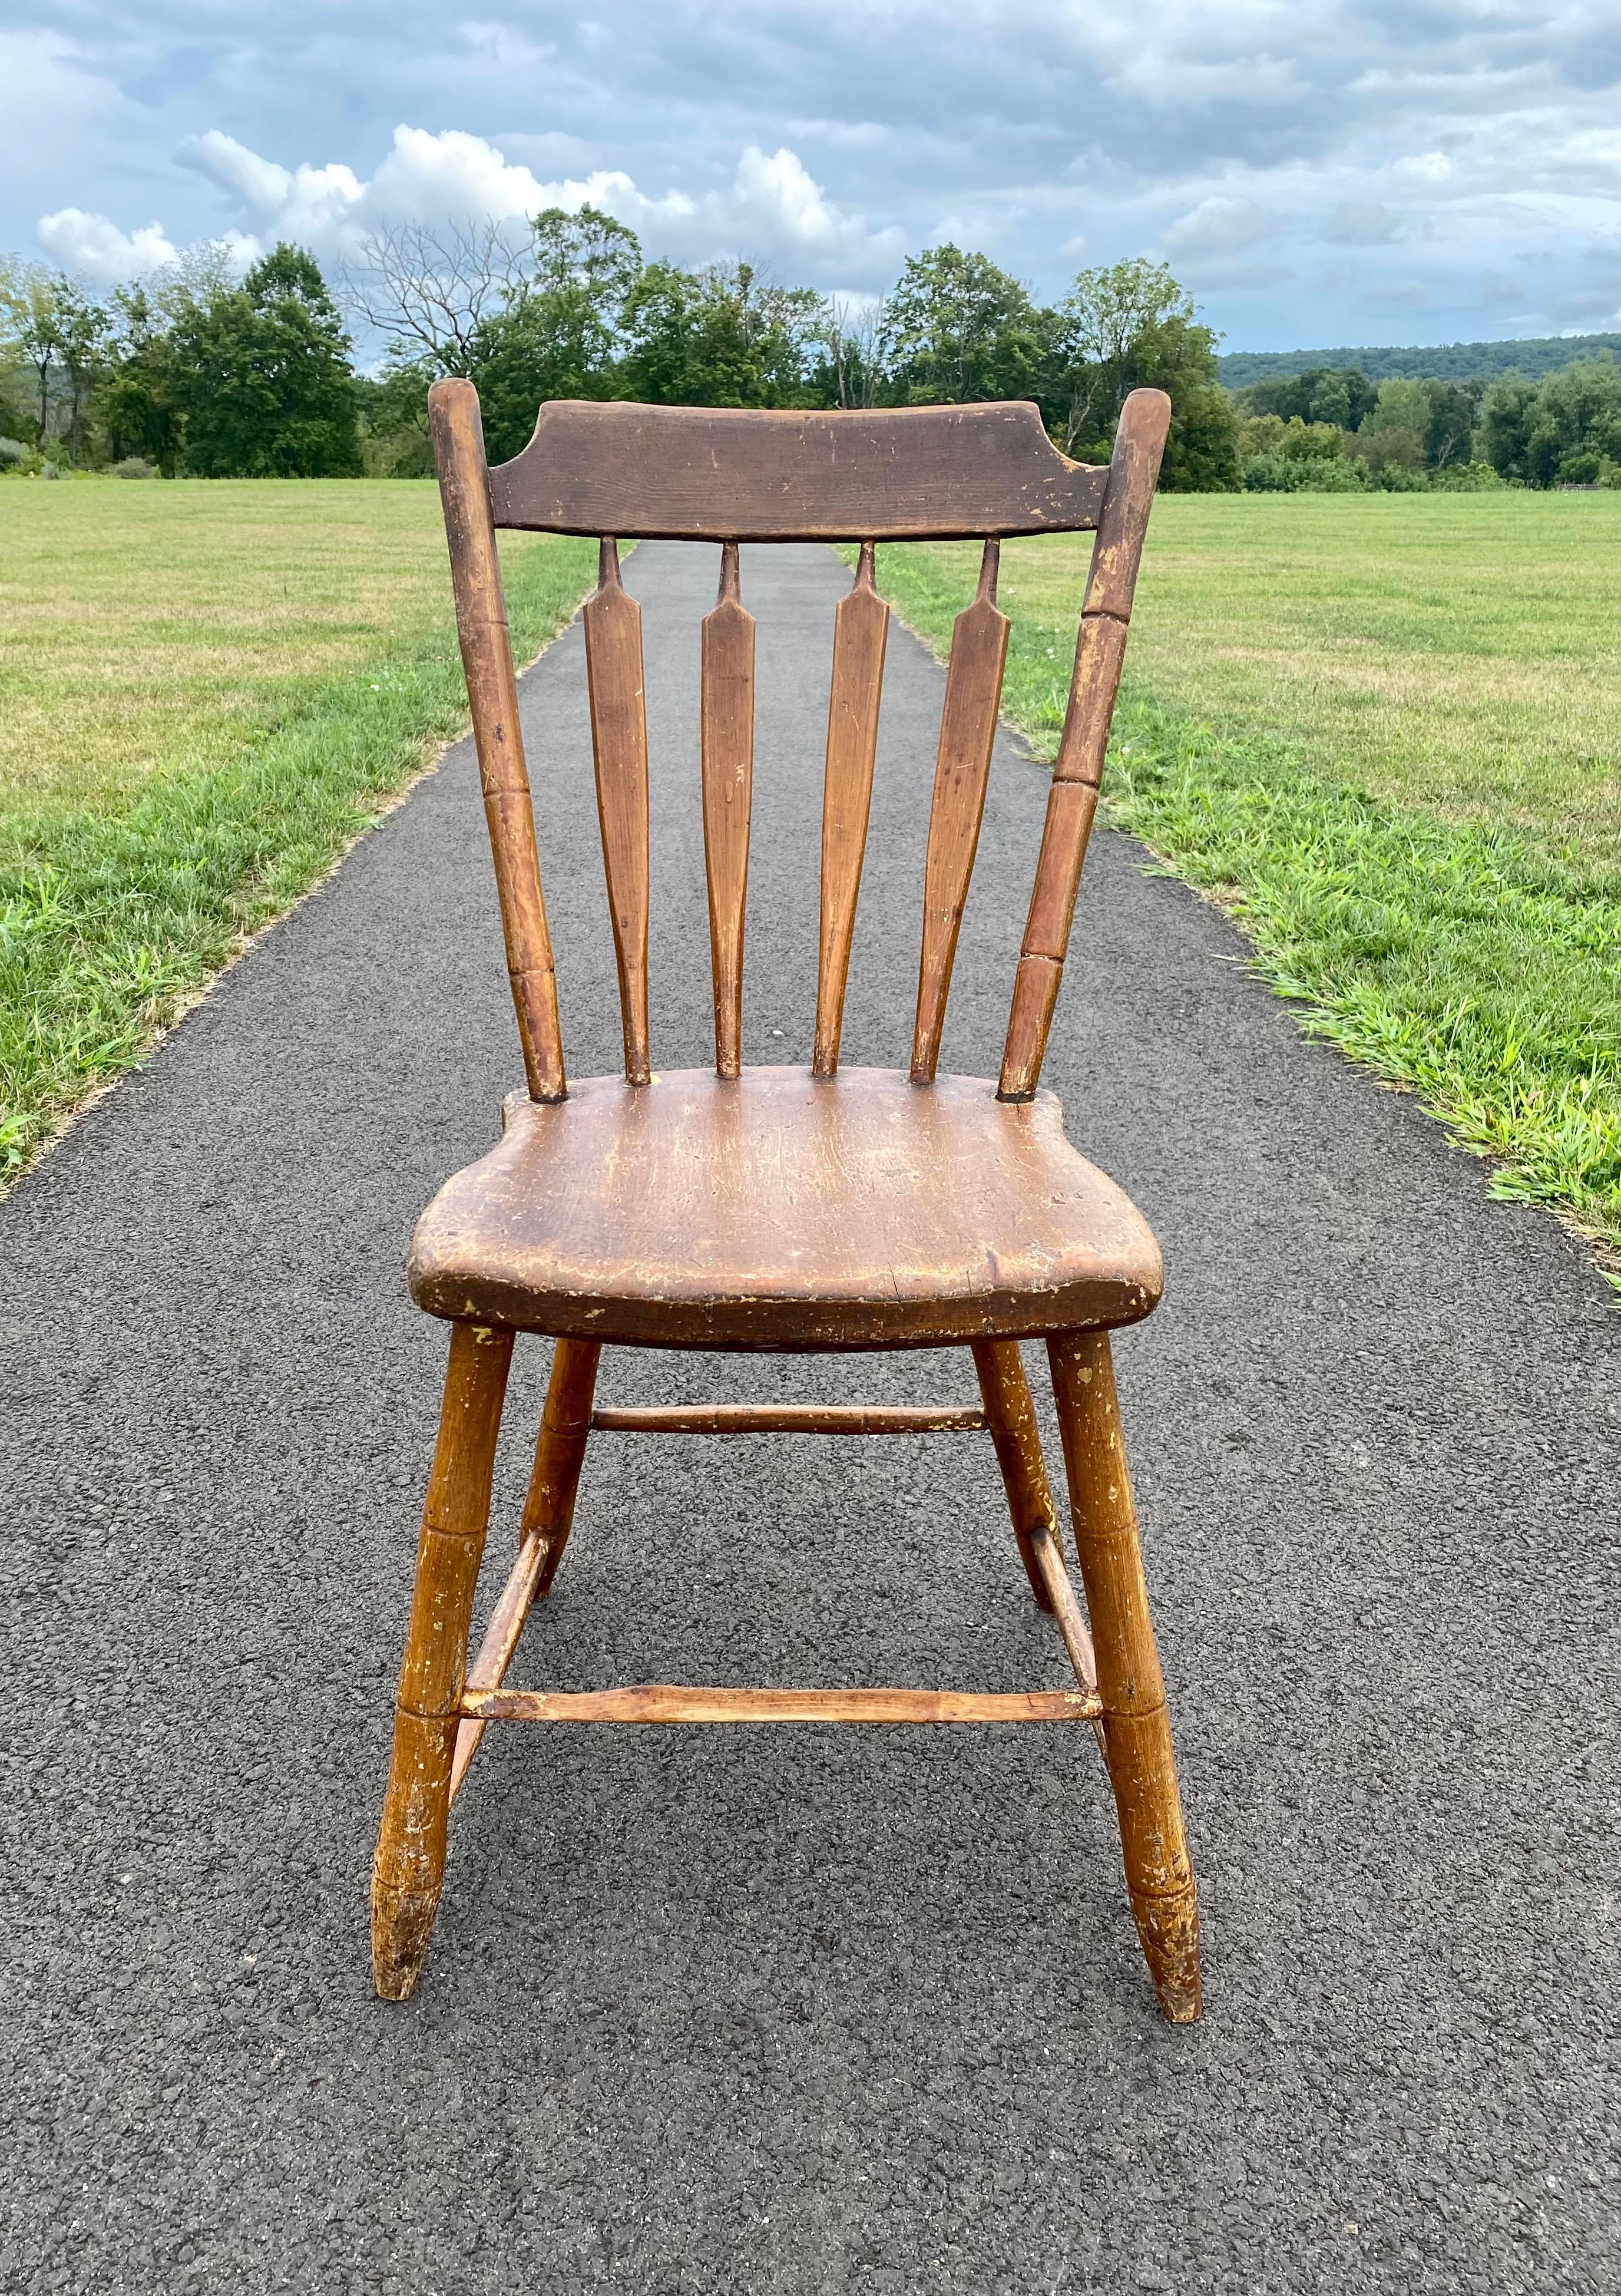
[3,540,1618,2295]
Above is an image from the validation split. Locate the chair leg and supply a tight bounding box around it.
[528,1339,602,1597]
[1047,1330,1202,2024]
[371,1320,515,2001]
[971,1339,1057,1612]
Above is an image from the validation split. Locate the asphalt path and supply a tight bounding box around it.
[4,541,1618,2295]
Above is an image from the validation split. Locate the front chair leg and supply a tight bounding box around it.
[1048,1330,1202,2024]
[372,1320,515,2001]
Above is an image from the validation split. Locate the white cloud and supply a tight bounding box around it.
[1162,194,1271,259]
[153,124,897,280]
[37,208,182,280]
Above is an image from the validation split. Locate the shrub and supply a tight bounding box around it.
[0,436,29,468]
[1432,461,1506,491]
[1244,450,1368,493]
[112,456,154,479]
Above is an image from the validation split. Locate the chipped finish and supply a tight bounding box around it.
[461,1683,1103,1725]
[489,400,1110,540]
[371,1320,514,1998]
[428,379,565,1102]
[813,543,889,1078]
[583,539,653,1085]
[409,1069,1163,1352]
[447,1335,601,1803]
[700,542,755,1078]
[1049,1330,1202,2024]
[1000,389,1170,1101]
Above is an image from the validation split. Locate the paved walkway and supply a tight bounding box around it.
[4,543,1617,2295]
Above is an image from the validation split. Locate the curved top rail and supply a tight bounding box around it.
[488,400,1109,541]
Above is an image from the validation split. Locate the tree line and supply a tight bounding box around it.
[3,213,1618,491]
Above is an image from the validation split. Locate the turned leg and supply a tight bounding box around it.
[371,1320,514,2001]
[971,1339,1057,1611]
[529,1338,602,1597]
[1048,1330,1202,2025]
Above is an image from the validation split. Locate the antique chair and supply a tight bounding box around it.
[370,379,1202,2023]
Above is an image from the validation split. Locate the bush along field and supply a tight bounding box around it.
[0,480,596,1175]
[862,491,1621,1273]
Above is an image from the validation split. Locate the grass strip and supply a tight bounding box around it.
[1,535,596,1175]
[865,537,1621,1267]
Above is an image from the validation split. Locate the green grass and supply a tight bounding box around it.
[0,481,596,1174]
[862,495,1621,1264]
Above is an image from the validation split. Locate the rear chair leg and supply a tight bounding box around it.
[371,1320,514,2001]
[1048,1330,1202,2024]
[972,1337,1057,1612]
[528,1339,602,1597]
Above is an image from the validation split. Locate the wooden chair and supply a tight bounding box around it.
[370,381,1202,2023]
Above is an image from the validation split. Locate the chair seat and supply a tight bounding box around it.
[410,1066,1162,1351]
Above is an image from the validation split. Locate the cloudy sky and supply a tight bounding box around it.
[3,2,1617,352]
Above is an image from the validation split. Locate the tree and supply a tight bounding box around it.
[1354,377,1434,477]
[340,217,536,376]
[1423,381,1483,471]
[1240,366,1379,431]
[1046,258,1239,488]
[464,207,641,458]
[809,297,883,409]
[620,260,822,408]
[878,246,1041,405]
[0,259,64,442]
[100,284,184,471]
[53,279,110,464]
[170,245,362,477]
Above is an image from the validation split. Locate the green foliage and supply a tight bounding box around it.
[1480,359,1621,487]
[464,207,640,458]
[168,246,362,477]
[1220,333,1621,388]
[1239,365,1379,431]
[878,245,1043,405]
[620,259,824,409]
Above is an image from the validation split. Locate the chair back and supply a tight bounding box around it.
[429,383,1170,1105]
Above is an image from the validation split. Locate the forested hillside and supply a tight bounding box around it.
[1220,333,1621,388]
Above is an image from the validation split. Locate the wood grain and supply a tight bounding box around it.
[371,1320,514,1998]
[1000,389,1170,1101]
[489,401,1109,540]
[1048,1329,1202,2024]
[912,541,1010,1083]
[410,1068,1163,1352]
[428,378,565,1102]
[813,543,889,1078]
[461,1683,1102,1724]
[972,1336,1058,1611]
[591,1402,986,1435]
[447,1334,601,1801]
[701,543,755,1078]
[583,538,652,1085]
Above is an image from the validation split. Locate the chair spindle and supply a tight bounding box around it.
[427,378,565,1102]
[911,539,1010,1084]
[998,390,1170,1100]
[583,538,653,1085]
[813,542,889,1078]
[700,543,756,1078]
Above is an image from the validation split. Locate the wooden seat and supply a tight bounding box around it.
[411,1069,1162,1350]
[369,381,1203,2029]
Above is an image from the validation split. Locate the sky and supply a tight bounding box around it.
[2,1,1618,354]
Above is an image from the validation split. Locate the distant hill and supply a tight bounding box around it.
[1218,333,1621,388]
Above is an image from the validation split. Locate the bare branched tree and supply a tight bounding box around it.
[338,217,538,373]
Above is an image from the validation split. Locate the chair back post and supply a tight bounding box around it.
[998,387,1170,1102]
[429,378,567,1103]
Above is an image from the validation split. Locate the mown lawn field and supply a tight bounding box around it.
[0,480,594,1173]
[868,494,1621,1264]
